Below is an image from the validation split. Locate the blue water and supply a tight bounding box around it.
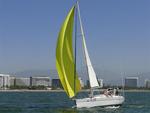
[0,91,149,113]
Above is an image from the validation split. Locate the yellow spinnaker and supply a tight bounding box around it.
[56,6,81,98]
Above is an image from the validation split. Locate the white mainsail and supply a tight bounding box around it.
[77,3,99,88]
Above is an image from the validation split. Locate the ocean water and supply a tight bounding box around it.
[0,91,149,113]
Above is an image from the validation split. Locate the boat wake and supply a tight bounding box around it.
[104,106,120,109]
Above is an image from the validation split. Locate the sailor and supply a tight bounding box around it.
[104,88,113,96]
[116,88,119,95]
[104,89,108,96]
[113,88,116,95]
[113,88,119,95]
[108,88,113,96]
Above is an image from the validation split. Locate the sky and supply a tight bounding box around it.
[0,0,150,77]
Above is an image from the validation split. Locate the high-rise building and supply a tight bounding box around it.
[125,77,138,88]
[0,74,10,89]
[145,79,150,88]
[31,77,50,86]
[51,79,62,88]
[15,77,30,86]
[10,77,15,86]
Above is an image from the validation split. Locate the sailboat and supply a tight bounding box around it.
[56,1,125,108]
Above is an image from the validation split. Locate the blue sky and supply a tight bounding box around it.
[0,0,150,75]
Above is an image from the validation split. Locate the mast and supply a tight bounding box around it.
[121,72,125,97]
[74,2,78,96]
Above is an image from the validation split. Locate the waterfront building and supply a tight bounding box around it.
[145,79,150,88]
[125,77,138,88]
[15,77,30,86]
[9,77,15,86]
[30,77,50,86]
[51,79,62,88]
[0,74,10,89]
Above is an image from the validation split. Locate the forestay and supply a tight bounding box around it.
[77,3,99,88]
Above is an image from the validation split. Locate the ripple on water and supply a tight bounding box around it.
[0,92,149,113]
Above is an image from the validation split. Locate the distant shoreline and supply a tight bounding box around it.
[0,89,150,92]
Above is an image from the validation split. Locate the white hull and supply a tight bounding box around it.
[76,94,125,108]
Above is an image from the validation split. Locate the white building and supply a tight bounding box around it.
[0,74,10,89]
[31,77,50,86]
[15,77,30,86]
[10,77,15,86]
[145,79,150,88]
[98,79,103,88]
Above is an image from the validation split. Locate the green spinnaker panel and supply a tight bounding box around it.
[56,6,81,98]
